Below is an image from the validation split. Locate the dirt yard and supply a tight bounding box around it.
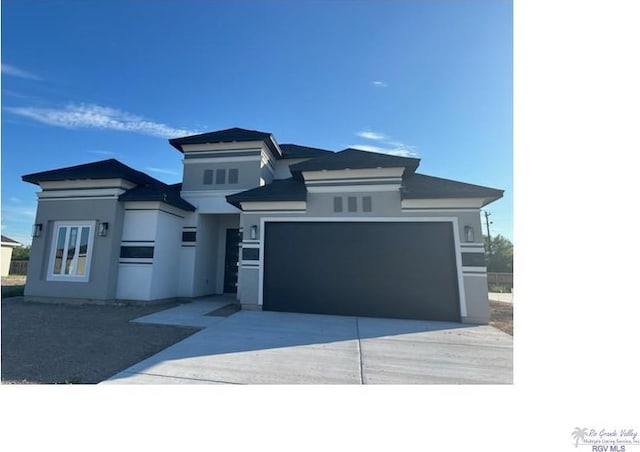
[1,297,199,384]
[489,300,513,336]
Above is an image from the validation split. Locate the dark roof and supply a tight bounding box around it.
[1,235,20,244]
[22,159,156,186]
[279,143,334,159]
[22,159,195,211]
[401,173,504,205]
[118,181,195,211]
[289,148,420,174]
[169,127,280,156]
[226,178,307,209]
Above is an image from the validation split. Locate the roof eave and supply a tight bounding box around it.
[480,191,504,207]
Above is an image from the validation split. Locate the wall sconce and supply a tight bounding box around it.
[98,222,109,237]
[250,225,258,240]
[32,223,42,237]
[464,225,475,243]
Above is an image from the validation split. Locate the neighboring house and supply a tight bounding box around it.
[22,127,503,323]
[1,235,21,277]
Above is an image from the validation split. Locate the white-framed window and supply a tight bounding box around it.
[47,221,95,282]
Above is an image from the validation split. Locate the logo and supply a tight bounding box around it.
[572,427,640,450]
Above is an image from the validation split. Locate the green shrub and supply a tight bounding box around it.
[488,284,508,293]
[1,285,25,298]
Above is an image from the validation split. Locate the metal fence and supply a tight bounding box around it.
[487,272,513,289]
[9,260,28,275]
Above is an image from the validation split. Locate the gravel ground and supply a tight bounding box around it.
[489,300,513,336]
[1,297,199,384]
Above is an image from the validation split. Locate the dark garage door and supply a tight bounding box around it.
[263,221,461,321]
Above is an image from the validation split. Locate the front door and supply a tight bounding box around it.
[223,228,241,293]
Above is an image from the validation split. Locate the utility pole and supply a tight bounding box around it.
[483,210,493,256]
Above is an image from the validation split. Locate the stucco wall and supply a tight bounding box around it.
[306,191,402,216]
[149,211,183,300]
[462,275,490,323]
[25,198,124,301]
[191,214,219,296]
[182,160,261,192]
[273,158,307,179]
[1,246,15,277]
[116,208,158,301]
[178,212,198,298]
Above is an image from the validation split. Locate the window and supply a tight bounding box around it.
[228,168,239,184]
[216,169,226,184]
[347,196,358,212]
[203,169,213,185]
[333,197,343,213]
[362,196,372,212]
[48,221,95,282]
[120,246,154,259]
[182,231,196,242]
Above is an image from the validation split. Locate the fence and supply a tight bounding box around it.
[487,272,513,289]
[9,260,28,275]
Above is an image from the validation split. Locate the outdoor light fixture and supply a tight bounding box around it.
[250,225,258,240]
[98,222,109,237]
[464,225,475,243]
[32,223,42,237]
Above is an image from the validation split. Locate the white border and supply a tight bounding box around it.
[47,220,96,283]
[257,216,467,318]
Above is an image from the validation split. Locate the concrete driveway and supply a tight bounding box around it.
[101,299,512,384]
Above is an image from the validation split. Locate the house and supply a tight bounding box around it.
[1,235,21,277]
[22,127,503,323]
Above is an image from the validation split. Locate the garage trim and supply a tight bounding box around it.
[257,216,467,317]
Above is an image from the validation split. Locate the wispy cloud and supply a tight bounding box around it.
[1,64,40,80]
[351,130,418,157]
[349,143,418,158]
[146,167,181,177]
[5,103,200,138]
[371,80,388,88]
[9,197,22,203]
[356,130,386,140]
[1,205,37,221]
[2,89,33,99]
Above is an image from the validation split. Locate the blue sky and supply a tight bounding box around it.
[1,1,512,245]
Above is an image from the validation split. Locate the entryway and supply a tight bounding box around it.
[223,228,241,293]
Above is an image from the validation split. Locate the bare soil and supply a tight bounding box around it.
[1,297,199,384]
[489,300,513,336]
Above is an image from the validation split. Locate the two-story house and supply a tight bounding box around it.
[22,127,503,323]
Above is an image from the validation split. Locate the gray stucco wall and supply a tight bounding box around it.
[306,191,402,216]
[242,192,484,247]
[238,266,259,306]
[462,275,490,323]
[25,198,124,301]
[191,214,219,297]
[182,160,261,191]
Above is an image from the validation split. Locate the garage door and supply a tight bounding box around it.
[262,221,461,321]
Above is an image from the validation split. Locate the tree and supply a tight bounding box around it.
[484,234,513,273]
[11,245,30,261]
[571,427,588,448]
